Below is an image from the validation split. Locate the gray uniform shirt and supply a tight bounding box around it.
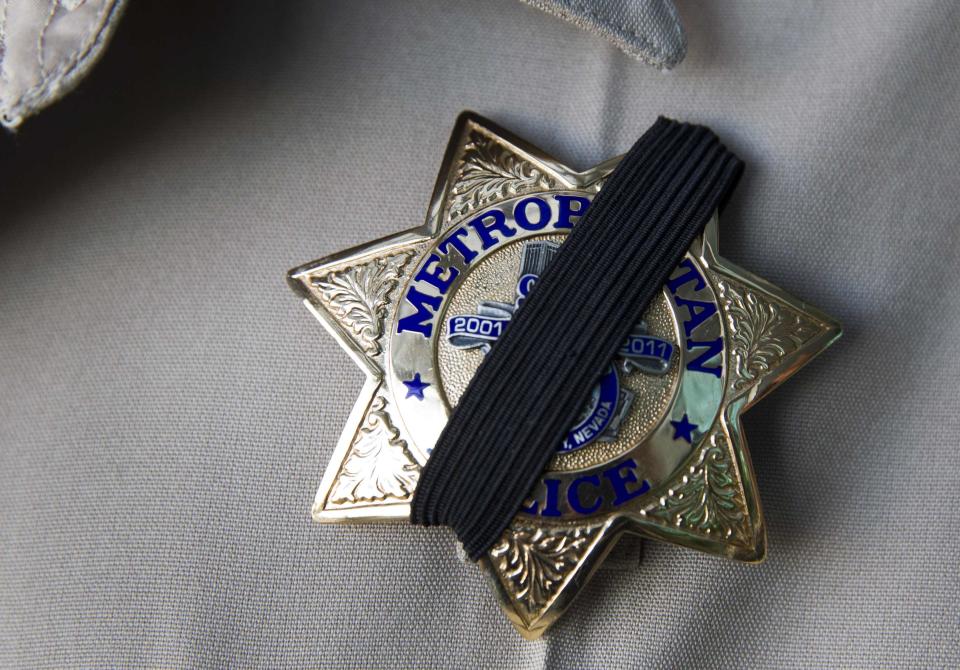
[1,1,958,667]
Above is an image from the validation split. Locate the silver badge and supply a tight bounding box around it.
[288,112,842,638]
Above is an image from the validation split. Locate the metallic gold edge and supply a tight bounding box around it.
[479,519,621,640]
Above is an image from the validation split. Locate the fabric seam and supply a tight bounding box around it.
[520,0,686,69]
[1,0,126,128]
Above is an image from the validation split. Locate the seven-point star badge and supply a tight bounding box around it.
[287,112,841,638]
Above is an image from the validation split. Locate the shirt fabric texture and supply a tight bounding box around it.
[1,1,958,667]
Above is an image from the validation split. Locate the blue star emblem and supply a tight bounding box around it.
[402,373,430,401]
[670,413,698,444]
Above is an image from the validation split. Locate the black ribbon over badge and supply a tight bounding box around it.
[410,117,744,560]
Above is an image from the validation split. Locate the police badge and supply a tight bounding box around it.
[287,113,841,638]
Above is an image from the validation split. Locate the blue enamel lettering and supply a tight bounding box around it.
[568,475,602,515]
[448,314,508,343]
[467,209,516,249]
[560,367,620,452]
[666,258,706,293]
[686,337,723,378]
[674,295,718,338]
[618,334,674,365]
[665,257,723,378]
[603,458,650,506]
[520,497,539,515]
[437,226,479,264]
[396,286,442,337]
[541,478,563,517]
[514,196,552,231]
[554,194,591,229]
[414,253,459,294]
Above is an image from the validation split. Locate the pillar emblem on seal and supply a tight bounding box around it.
[287,112,842,639]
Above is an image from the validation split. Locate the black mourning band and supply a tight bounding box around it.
[410,117,744,560]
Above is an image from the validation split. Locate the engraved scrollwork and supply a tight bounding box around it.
[312,252,411,356]
[449,131,555,220]
[717,278,819,391]
[489,523,600,612]
[647,432,749,544]
[329,396,420,505]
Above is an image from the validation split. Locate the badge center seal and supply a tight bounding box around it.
[387,192,728,519]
